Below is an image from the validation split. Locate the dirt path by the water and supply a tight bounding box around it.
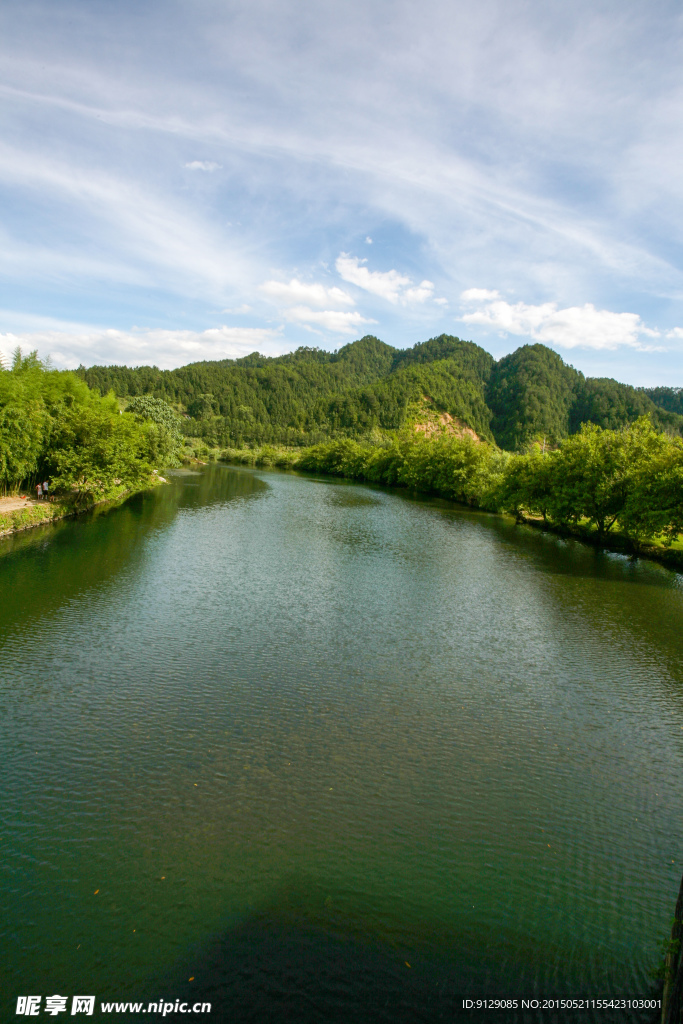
[0,496,38,513]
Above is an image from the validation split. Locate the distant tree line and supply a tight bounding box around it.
[75,335,683,451]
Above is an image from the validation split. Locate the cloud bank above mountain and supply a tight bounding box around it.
[460,293,663,351]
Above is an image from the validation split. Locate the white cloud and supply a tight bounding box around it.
[460,294,662,351]
[258,274,377,334]
[667,327,683,339]
[260,278,354,308]
[434,297,449,306]
[282,306,375,335]
[404,280,435,303]
[335,254,433,306]
[461,288,500,301]
[185,161,221,171]
[0,325,285,370]
[365,236,373,244]
[336,254,411,303]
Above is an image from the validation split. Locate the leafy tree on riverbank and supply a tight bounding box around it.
[495,446,556,524]
[620,428,683,544]
[46,399,154,504]
[295,432,507,508]
[495,417,683,544]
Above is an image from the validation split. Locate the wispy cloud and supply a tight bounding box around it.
[185,161,221,171]
[0,140,252,298]
[460,292,662,351]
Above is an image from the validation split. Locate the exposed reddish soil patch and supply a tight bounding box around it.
[413,410,480,441]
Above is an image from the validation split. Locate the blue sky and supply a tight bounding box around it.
[1,0,683,385]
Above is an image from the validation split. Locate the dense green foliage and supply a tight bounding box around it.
[0,350,164,501]
[4,337,681,551]
[495,417,683,543]
[485,344,683,449]
[76,335,683,450]
[77,335,497,447]
[485,344,579,450]
[296,434,507,507]
[125,395,184,466]
[644,386,683,417]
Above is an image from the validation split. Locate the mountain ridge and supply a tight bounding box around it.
[75,335,683,451]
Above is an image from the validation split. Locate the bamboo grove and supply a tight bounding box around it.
[0,350,183,501]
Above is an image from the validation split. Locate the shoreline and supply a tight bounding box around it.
[513,513,683,574]
[0,476,166,541]
[218,449,683,575]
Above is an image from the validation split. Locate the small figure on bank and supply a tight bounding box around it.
[42,480,49,498]
[36,483,42,500]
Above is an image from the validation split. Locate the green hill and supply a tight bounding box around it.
[75,335,683,451]
[643,386,683,417]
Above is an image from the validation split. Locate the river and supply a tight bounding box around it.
[1,463,682,1022]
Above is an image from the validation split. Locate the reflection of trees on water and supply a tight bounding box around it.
[0,465,268,637]
[169,464,268,511]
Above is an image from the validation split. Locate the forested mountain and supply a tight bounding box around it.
[485,345,578,451]
[484,344,683,449]
[644,386,683,416]
[75,335,683,451]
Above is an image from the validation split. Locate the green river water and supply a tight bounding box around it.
[1,463,682,1022]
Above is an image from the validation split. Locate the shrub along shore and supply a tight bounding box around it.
[218,417,683,572]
